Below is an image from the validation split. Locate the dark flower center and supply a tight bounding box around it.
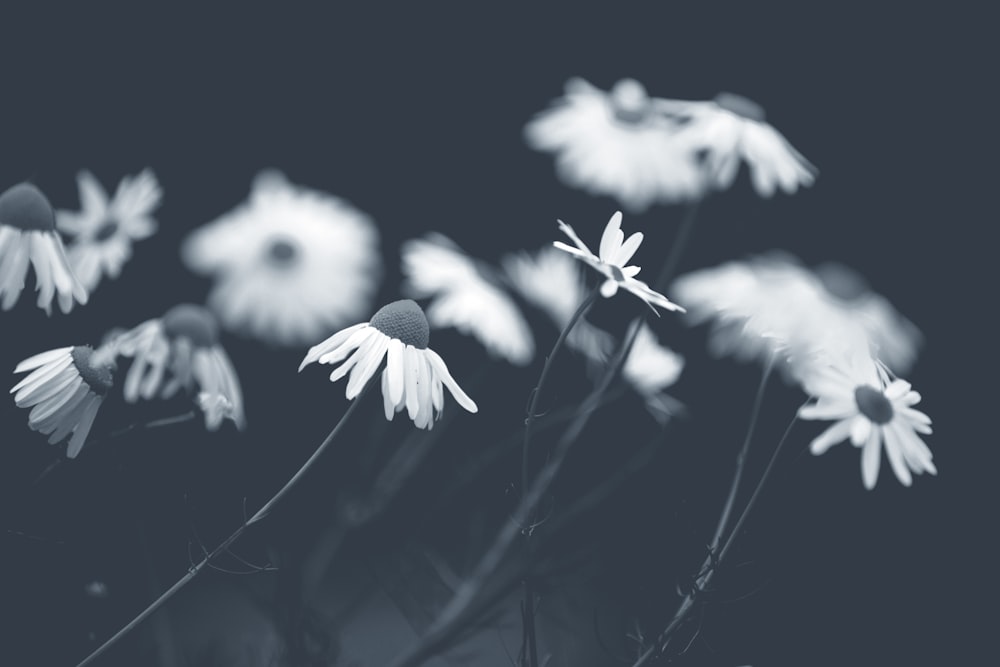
[266,238,299,267]
[854,385,894,424]
[714,92,767,122]
[610,79,652,125]
[71,346,115,395]
[94,219,119,242]
[162,304,220,348]
[370,299,430,349]
[0,183,57,232]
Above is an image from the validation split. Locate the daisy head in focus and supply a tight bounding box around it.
[554,211,684,315]
[182,171,381,347]
[11,345,115,458]
[299,299,478,430]
[0,182,88,314]
[525,77,707,213]
[57,169,162,293]
[105,303,245,431]
[798,353,935,490]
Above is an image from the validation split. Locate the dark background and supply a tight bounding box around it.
[1,5,993,667]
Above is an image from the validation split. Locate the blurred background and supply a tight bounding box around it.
[1,5,993,667]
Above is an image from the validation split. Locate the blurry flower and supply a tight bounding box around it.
[57,169,162,292]
[402,233,534,365]
[623,324,685,424]
[525,78,706,212]
[798,355,935,489]
[10,345,114,458]
[83,580,110,599]
[658,92,817,197]
[0,183,88,314]
[554,211,684,314]
[300,299,478,430]
[109,304,245,431]
[182,171,380,347]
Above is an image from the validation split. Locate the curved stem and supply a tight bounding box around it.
[73,382,374,667]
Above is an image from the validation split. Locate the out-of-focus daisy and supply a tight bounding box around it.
[109,304,245,431]
[525,78,706,212]
[657,92,817,197]
[402,233,534,366]
[798,355,935,490]
[181,171,381,347]
[300,299,478,430]
[622,324,685,424]
[554,211,684,314]
[0,183,88,314]
[10,345,114,458]
[57,169,162,293]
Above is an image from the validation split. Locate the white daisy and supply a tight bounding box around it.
[299,299,478,430]
[553,211,685,315]
[657,92,817,197]
[401,233,534,366]
[798,354,935,490]
[109,304,246,431]
[57,169,162,292]
[525,78,707,212]
[10,345,114,458]
[181,171,381,347]
[0,182,88,314]
[622,324,685,424]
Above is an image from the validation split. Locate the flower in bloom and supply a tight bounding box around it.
[299,299,478,430]
[108,304,245,431]
[525,78,706,212]
[553,211,684,314]
[798,355,935,489]
[181,171,381,347]
[401,233,534,366]
[0,183,88,314]
[622,324,685,424]
[57,169,162,292]
[10,345,114,458]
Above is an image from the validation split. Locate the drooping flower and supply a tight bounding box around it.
[553,211,684,314]
[57,169,162,292]
[181,171,381,347]
[0,183,88,314]
[401,233,534,365]
[525,78,706,212]
[798,354,935,490]
[10,345,114,458]
[622,324,685,424]
[299,299,478,430]
[108,304,245,431]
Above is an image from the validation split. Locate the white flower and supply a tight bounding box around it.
[657,92,817,197]
[181,171,381,347]
[623,324,685,424]
[10,345,114,458]
[109,304,245,431]
[401,233,534,366]
[525,78,707,212]
[0,183,88,314]
[57,169,162,292]
[798,355,935,490]
[299,299,478,430]
[553,211,684,315]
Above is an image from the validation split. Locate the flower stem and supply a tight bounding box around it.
[72,382,374,667]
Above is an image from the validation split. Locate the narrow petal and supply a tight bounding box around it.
[14,347,73,375]
[599,211,624,263]
[346,332,388,399]
[809,419,852,455]
[381,369,395,421]
[423,348,477,413]
[881,425,913,487]
[66,396,103,458]
[404,345,421,419]
[861,429,882,490]
[849,416,871,446]
[600,279,618,298]
[556,220,596,258]
[299,323,368,371]
[613,231,644,266]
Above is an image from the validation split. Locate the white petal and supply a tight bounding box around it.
[346,332,388,399]
[849,416,871,446]
[386,338,405,404]
[299,323,368,371]
[600,279,618,298]
[13,347,73,375]
[599,211,624,263]
[424,348,477,413]
[881,425,912,487]
[861,428,882,490]
[613,231,643,266]
[809,419,852,455]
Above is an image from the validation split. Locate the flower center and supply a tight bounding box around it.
[162,304,220,348]
[854,385,894,424]
[0,183,57,232]
[94,219,119,242]
[610,78,652,125]
[714,92,767,122]
[71,346,114,395]
[370,299,430,349]
[265,238,300,267]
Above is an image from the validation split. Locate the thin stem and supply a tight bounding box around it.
[73,382,374,667]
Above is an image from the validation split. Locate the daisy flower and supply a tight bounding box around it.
[798,355,935,490]
[657,92,818,197]
[109,304,246,431]
[181,171,381,347]
[553,211,684,315]
[57,169,163,292]
[401,233,534,366]
[299,299,478,430]
[11,345,114,458]
[622,324,685,424]
[0,182,88,314]
[525,78,706,212]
